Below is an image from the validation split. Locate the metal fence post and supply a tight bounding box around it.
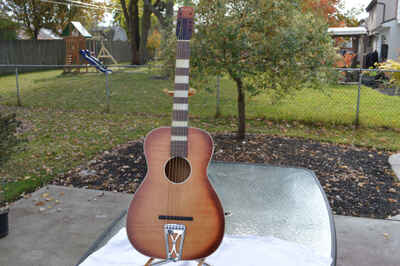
[216,75,221,118]
[105,72,110,113]
[148,62,152,75]
[355,69,362,128]
[16,68,21,106]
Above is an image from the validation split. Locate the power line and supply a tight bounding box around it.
[39,0,121,11]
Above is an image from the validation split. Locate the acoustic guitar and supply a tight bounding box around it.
[126,6,225,262]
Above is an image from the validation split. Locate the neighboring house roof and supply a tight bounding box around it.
[366,0,377,12]
[328,27,368,36]
[112,26,127,41]
[62,21,92,38]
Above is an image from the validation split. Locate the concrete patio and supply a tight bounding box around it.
[0,185,398,266]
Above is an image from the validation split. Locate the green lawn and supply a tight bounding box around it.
[0,69,399,201]
[1,69,399,128]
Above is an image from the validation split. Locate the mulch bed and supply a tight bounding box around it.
[52,134,400,219]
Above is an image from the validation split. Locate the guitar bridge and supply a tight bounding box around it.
[164,224,186,261]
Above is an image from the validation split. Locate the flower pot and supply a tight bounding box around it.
[0,208,9,238]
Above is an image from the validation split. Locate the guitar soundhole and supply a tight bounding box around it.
[165,157,191,183]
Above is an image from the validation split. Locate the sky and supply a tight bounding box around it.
[98,0,371,26]
[343,0,369,18]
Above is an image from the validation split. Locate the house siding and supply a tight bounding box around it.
[384,20,400,59]
[367,0,397,32]
[364,0,400,62]
[384,0,397,21]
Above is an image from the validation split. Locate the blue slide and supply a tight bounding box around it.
[80,50,112,74]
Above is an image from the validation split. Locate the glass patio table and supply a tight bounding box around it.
[77,162,336,266]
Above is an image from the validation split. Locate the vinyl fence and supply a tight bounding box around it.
[0,40,131,74]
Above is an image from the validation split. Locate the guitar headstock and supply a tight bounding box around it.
[176,7,194,40]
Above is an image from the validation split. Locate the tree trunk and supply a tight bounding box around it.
[130,0,141,65]
[139,2,152,64]
[130,30,140,64]
[235,78,246,140]
[33,28,39,40]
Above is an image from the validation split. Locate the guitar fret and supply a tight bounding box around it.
[171,136,187,141]
[175,75,189,84]
[171,34,191,157]
[176,59,190,68]
[173,103,188,111]
[174,90,189,98]
[172,121,188,127]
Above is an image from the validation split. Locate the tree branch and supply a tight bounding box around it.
[144,0,167,28]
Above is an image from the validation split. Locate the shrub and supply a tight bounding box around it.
[378,58,400,94]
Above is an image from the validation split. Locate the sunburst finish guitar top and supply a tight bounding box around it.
[126,6,225,261]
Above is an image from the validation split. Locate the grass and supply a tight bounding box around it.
[0,69,399,201]
[1,70,400,128]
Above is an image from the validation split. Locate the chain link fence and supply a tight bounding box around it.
[335,68,400,129]
[0,64,164,114]
[0,65,399,130]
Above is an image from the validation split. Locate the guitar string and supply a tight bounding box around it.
[176,20,184,218]
[167,13,191,227]
[172,21,180,222]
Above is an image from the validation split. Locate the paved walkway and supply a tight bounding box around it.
[0,185,398,266]
[0,186,132,266]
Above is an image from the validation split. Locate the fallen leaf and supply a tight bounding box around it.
[35,201,45,206]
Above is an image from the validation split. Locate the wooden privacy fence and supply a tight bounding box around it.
[0,40,132,74]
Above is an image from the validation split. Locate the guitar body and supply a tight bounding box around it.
[126,127,225,260]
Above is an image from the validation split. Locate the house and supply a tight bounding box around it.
[365,0,400,61]
[112,26,128,41]
[327,27,368,67]
[90,26,128,42]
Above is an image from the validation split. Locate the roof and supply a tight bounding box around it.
[328,27,368,36]
[112,26,127,41]
[366,0,377,12]
[62,21,92,38]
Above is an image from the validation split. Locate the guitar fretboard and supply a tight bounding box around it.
[171,41,190,158]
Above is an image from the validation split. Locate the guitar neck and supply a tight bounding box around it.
[171,40,191,158]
